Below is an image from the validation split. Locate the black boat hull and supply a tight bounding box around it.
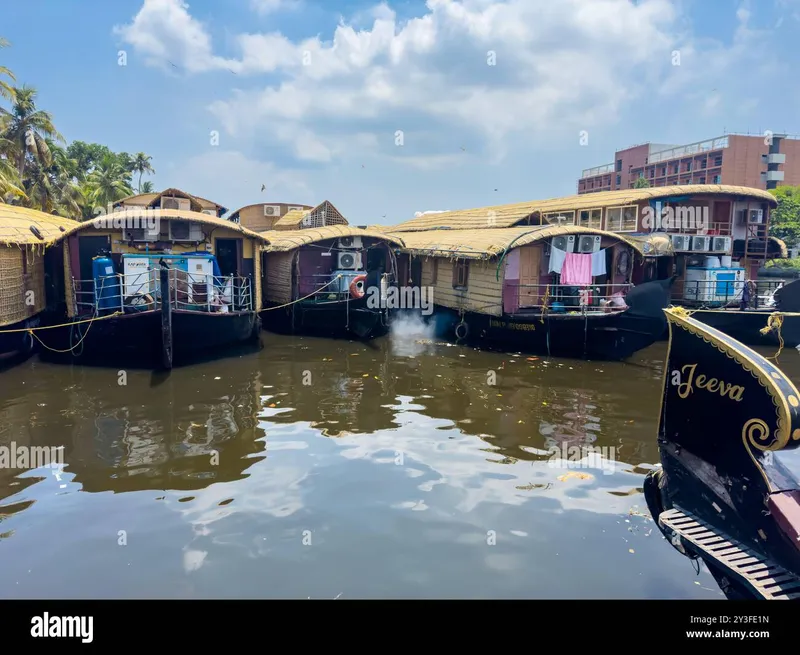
[261,303,389,340]
[0,315,38,365]
[36,309,260,367]
[426,307,665,360]
[688,309,800,348]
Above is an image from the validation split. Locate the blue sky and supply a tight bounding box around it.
[2,0,798,223]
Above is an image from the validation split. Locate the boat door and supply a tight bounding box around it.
[518,246,541,308]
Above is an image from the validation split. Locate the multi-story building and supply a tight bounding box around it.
[578,134,800,194]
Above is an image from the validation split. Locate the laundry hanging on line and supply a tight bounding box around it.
[561,252,593,286]
[548,246,607,277]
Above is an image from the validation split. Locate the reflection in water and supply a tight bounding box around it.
[0,335,735,598]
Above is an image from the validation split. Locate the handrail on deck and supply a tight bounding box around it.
[72,268,253,314]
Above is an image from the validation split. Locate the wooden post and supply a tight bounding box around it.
[160,266,173,370]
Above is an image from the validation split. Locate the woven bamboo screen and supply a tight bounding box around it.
[0,246,46,327]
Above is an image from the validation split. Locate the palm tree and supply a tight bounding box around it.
[131,152,154,192]
[0,85,63,180]
[0,148,25,202]
[140,180,154,193]
[85,154,134,213]
[0,37,16,102]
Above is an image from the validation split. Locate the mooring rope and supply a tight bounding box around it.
[760,312,785,361]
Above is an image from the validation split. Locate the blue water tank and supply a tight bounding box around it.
[92,255,119,310]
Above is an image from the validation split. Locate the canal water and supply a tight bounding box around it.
[1,322,796,599]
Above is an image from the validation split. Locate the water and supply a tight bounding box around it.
[2,332,796,598]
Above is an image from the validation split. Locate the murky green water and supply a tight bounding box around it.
[3,328,794,598]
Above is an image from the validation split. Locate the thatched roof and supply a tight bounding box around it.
[114,188,228,215]
[272,200,348,230]
[391,225,648,260]
[0,207,268,246]
[388,185,778,233]
[0,205,78,246]
[261,225,403,252]
[769,236,788,258]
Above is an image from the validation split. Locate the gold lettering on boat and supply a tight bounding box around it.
[674,363,745,402]
[489,319,535,331]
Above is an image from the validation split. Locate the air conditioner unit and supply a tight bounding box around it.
[123,225,160,242]
[201,209,217,216]
[169,222,204,242]
[670,234,692,251]
[300,213,314,227]
[288,206,305,211]
[337,251,362,270]
[577,235,602,253]
[691,236,711,252]
[551,235,576,252]
[711,236,731,253]
[338,236,363,249]
[263,205,281,217]
[161,197,181,210]
[749,209,763,224]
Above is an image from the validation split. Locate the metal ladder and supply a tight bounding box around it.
[659,507,800,599]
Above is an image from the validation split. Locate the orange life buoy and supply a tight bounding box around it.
[349,275,367,299]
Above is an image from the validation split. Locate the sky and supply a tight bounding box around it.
[2,0,799,224]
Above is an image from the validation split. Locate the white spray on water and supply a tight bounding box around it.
[389,311,436,357]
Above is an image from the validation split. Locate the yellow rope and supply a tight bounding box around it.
[540,284,550,324]
[29,317,98,353]
[262,275,345,311]
[760,312,784,361]
[668,305,697,317]
[0,310,124,333]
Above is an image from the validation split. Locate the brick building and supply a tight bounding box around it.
[578,134,800,194]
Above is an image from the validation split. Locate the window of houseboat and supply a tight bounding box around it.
[452,260,469,289]
[605,205,638,232]
[542,211,575,226]
[578,208,602,229]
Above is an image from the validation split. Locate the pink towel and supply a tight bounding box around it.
[561,253,592,286]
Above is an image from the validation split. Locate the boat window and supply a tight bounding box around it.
[542,211,575,226]
[605,205,638,232]
[775,449,800,480]
[452,260,469,289]
[578,209,602,229]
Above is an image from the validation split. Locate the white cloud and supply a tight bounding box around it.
[250,0,300,14]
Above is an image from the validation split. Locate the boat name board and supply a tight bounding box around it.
[489,319,536,331]
[671,363,745,402]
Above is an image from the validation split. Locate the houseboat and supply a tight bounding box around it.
[0,205,76,366]
[644,307,800,599]
[112,187,229,217]
[35,207,268,369]
[389,185,794,348]
[258,206,403,338]
[389,224,673,360]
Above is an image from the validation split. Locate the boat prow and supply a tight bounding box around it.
[645,306,800,599]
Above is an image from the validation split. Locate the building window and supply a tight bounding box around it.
[700,159,707,168]
[578,209,602,229]
[713,156,722,167]
[615,174,621,185]
[686,161,692,172]
[650,169,654,178]
[713,174,721,183]
[453,260,469,289]
[615,159,622,172]
[699,177,706,184]
[661,167,666,176]
[673,164,679,174]
[605,205,638,232]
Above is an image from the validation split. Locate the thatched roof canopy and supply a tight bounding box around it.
[114,188,228,215]
[0,205,78,246]
[389,185,778,233]
[390,225,648,260]
[261,225,402,252]
[272,200,348,230]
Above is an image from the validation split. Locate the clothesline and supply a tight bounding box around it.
[548,246,606,286]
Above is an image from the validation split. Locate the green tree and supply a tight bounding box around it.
[768,186,800,247]
[0,37,16,102]
[85,153,134,212]
[0,85,63,180]
[131,152,155,192]
[140,180,154,193]
[633,176,650,188]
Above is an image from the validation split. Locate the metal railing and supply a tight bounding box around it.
[673,278,785,309]
[648,136,729,164]
[581,163,615,178]
[505,283,634,315]
[73,268,253,314]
